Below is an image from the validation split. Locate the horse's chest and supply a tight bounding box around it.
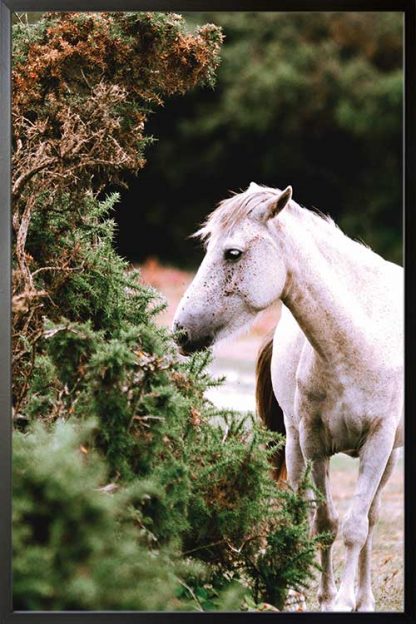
[296,376,382,456]
[323,390,368,451]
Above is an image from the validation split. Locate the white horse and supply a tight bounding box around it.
[172,183,403,612]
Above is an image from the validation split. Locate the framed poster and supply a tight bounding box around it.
[0,1,415,622]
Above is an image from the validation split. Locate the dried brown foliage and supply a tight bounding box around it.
[12,12,222,409]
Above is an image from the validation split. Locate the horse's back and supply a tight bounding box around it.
[360,259,403,356]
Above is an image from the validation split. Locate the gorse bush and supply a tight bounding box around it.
[12,11,223,396]
[12,12,320,611]
[13,420,186,611]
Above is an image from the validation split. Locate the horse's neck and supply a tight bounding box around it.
[276,206,383,365]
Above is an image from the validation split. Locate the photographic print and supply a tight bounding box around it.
[6,6,408,616]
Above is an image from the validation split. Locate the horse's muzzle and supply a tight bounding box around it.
[173,323,213,355]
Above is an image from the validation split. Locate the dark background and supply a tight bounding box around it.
[110,12,403,268]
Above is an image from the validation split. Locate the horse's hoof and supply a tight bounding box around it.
[332,604,354,612]
[320,601,335,612]
[356,597,376,612]
[332,599,355,612]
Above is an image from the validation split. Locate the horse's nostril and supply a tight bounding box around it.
[195,335,214,351]
[173,323,190,347]
[173,323,214,355]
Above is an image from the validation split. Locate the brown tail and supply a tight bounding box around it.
[256,335,287,484]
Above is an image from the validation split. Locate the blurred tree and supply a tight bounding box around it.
[116,12,402,266]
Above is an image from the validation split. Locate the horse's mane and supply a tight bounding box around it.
[193,185,339,244]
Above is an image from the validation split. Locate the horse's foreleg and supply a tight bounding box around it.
[355,448,399,612]
[312,458,339,611]
[286,425,315,524]
[285,425,306,488]
[333,424,396,612]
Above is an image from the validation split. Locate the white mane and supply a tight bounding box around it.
[196,185,337,240]
[194,185,375,263]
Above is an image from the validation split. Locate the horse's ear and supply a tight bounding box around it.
[264,186,292,221]
[249,181,261,191]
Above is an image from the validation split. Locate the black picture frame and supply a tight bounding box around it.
[1,1,415,622]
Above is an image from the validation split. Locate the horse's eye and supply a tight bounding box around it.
[224,249,242,261]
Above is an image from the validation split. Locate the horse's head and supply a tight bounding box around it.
[172,183,292,355]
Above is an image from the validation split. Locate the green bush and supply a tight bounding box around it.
[13,420,185,610]
[12,12,321,611]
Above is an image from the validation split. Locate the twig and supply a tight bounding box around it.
[177,580,204,611]
[31,265,83,277]
[221,424,229,444]
[80,68,94,90]
[12,157,56,199]
[181,539,226,557]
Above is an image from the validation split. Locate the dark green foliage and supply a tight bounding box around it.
[13,12,321,611]
[13,420,185,610]
[243,474,322,609]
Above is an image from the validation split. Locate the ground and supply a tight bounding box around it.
[138,258,404,612]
